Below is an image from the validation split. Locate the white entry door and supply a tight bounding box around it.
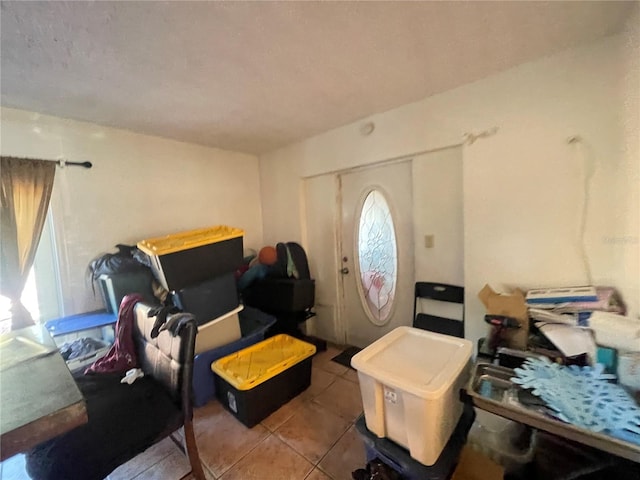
[339,161,414,348]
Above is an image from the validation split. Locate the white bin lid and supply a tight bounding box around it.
[197,304,244,331]
[351,326,472,399]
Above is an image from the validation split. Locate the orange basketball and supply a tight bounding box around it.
[258,246,278,265]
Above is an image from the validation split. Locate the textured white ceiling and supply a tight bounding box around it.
[0,1,633,154]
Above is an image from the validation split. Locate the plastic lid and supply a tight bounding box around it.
[44,311,117,336]
[197,305,244,332]
[211,334,316,390]
[351,326,472,399]
[137,225,244,255]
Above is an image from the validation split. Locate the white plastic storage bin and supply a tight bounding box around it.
[351,326,472,466]
[195,305,243,355]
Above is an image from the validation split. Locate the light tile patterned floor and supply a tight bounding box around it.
[1,346,366,480]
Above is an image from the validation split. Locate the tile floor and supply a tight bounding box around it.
[0,346,367,480]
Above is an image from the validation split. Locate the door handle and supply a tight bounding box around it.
[340,267,349,275]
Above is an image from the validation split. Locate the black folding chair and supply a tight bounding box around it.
[413,282,464,338]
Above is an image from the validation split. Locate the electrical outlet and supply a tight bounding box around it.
[424,235,434,248]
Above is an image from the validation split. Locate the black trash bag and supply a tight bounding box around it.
[87,244,151,294]
[352,459,402,480]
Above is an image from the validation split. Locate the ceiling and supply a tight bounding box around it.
[0,1,634,155]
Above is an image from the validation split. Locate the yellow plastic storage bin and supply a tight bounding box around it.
[211,334,316,426]
[137,225,244,291]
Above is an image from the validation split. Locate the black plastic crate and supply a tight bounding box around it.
[355,404,475,480]
[140,234,243,292]
[243,278,315,313]
[171,272,239,326]
[214,356,312,428]
[98,271,157,314]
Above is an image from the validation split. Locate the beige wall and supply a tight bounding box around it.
[412,147,464,287]
[302,174,341,343]
[259,32,639,348]
[1,108,263,316]
[620,5,640,324]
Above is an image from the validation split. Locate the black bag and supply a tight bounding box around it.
[352,459,401,480]
[87,244,151,293]
[269,243,289,278]
[286,242,311,280]
[267,242,311,280]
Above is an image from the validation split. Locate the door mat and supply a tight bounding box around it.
[331,346,362,369]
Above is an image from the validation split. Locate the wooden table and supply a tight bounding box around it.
[0,325,87,461]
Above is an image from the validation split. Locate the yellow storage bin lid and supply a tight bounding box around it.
[212,334,316,391]
[137,225,244,255]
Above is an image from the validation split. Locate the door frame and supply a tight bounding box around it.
[302,145,464,346]
[335,173,347,345]
[335,158,413,346]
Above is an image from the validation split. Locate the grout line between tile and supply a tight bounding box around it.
[202,460,217,480]
[303,466,331,480]
[271,404,345,468]
[214,430,272,479]
[315,363,348,376]
[128,441,179,480]
[314,424,350,468]
[316,464,337,480]
[129,464,154,480]
[313,411,363,479]
[309,374,339,399]
[272,430,315,466]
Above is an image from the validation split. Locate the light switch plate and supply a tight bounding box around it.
[425,235,434,248]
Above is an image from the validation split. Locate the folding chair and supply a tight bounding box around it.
[413,282,464,338]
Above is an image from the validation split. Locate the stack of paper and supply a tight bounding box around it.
[526,286,626,327]
[534,322,596,358]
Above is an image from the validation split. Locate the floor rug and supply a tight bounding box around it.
[331,346,362,369]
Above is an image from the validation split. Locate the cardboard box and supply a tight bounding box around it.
[478,285,529,349]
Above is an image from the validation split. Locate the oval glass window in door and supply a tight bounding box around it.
[356,189,398,324]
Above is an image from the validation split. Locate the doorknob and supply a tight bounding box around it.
[340,267,349,275]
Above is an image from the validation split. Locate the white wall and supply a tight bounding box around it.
[302,174,341,343]
[1,107,263,316]
[260,32,639,349]
[620,5,640,323]
[412,147,464,286]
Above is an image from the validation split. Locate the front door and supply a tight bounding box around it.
[339,161,414,348]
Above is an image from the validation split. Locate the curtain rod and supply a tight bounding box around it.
[56,158,92,169]
[1,156,92,169]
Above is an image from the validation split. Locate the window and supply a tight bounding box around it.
[0,211,61,332]
[356,189,398,324]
